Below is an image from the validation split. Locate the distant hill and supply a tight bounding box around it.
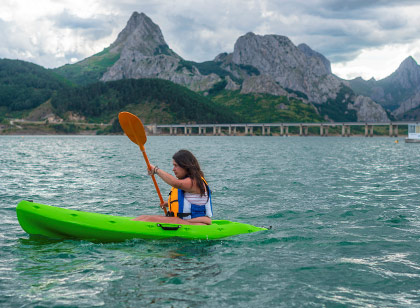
[52,47,120,86]
[0,59,70,112]
[2,57,320,129]
[209,90,323,123]
[348,56,420,119]
[4,11,420,127]
[53,11,388,122]
[51,78,240,126]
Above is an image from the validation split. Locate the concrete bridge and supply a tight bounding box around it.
[147,122,419,137]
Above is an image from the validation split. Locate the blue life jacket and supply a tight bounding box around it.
[167,179,213,219]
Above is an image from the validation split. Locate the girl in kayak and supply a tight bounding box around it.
[133,149,213,225]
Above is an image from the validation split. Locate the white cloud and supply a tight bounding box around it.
[0,0,123,67]
[0,0,419,79]
[332,41,420,80]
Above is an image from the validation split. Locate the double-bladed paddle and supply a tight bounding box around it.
[118,112,166,214]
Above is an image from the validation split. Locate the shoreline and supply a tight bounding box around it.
[0,131,408,138]
[0,121,409,137]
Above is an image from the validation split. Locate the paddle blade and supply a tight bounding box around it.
[118,112,147,145]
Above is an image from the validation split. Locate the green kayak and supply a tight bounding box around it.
[16,200,267,242]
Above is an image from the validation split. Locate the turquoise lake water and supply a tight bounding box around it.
[1,135,420,307]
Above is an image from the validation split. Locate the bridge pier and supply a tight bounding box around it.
[212,126,222,136]
[389,124,398,137]
[245,126,253,135]
[198,126,206,135]
[261,125,270,135]
[365,125,374,137]
[279,125,289,136]
[300,125,308,136]
[320,125,329,136]
[342,125,350,137]
[172,126,179,135]
[151,125,157,134]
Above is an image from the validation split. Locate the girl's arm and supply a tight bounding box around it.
[188,216,212,225]
[149,164,193,192]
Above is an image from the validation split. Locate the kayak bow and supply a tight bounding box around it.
[16,200,267,242]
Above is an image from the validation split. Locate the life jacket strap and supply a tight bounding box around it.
[166,211,191,218]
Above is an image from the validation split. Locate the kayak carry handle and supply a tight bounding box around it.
[157,224,181,231]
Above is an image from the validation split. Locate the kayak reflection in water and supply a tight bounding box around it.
[133,150,213,225]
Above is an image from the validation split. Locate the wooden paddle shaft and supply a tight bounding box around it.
[118,112,167,215]
[139,144,167,214]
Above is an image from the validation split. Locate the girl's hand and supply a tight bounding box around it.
[148,164,156,176]
[160,201,168,209]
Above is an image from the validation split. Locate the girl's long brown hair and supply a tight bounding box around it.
[173,149,206,196]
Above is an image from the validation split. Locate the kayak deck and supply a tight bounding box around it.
[16,200,267,242]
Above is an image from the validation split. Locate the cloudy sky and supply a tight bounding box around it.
[1,0,420,80]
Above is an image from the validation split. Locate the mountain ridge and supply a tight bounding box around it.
[94,12,390,122]
[348,56,420,119]
[3,11,419,124]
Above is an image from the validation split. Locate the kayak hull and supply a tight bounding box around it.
[16,200,267,242]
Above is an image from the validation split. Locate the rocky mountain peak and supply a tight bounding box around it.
[388,56,420,89]
[398,56,418,70]
[230,32,340,103]
[108,12,177,57]
[298,43,331,74]
[101,13,220,91]
[98,12,390,121]
[232,32,296,68]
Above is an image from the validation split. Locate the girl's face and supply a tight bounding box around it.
[172,159,187,179]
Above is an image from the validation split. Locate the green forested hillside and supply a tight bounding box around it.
[52,48,120,85]
[314,85,358,122]
[210,90,322,123]
[0,59,70,112]
[0,57,360,134]
[51,78,240,124]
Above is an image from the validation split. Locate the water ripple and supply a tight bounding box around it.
[2,136,420,307]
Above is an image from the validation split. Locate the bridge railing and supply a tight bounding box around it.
[147,122,418,137]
